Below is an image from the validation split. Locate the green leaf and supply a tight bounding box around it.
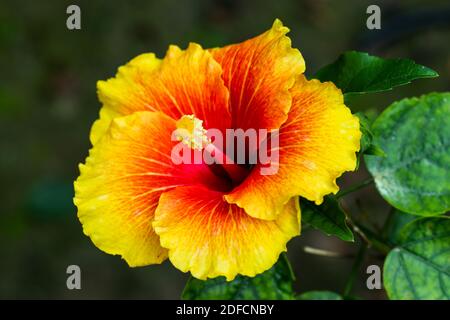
[181,254,295,300]
[365,93,450,216]
[383,209,418,245]
[315,51,438,95]
[354,112,384,168]
[383,217,450,300]
[356,112,374,154]
[297,291,343,300]
[301,197,354,242]
[364,144,385,157]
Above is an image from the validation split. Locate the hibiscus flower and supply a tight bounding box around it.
[74,19,360,280]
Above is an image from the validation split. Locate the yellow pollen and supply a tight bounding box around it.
[175,115,210,150]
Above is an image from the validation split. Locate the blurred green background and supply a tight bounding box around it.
[0,0,449,299]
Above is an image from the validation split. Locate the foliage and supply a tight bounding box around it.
[315,51,438,95]
[384,217,450,299]
[301,197,354,242]
[365,93,450,216]
[297,291,343,300]
[182,254,295,300]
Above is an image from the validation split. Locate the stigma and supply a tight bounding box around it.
[174,115,210,150]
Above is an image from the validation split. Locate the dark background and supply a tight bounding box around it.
[0,0,449,299]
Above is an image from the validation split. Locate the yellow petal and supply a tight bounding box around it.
[92,53,161,144]
[153,186,300,280]
[225,75,361,219]
[92,44,230,144]
[211,19,305,132]
[75,111,225,267]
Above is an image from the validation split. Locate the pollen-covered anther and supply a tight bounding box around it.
[174,114,210,150]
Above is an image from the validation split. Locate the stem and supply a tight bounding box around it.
[339,200,392,255]
[336,178,374,199]
[303,246,354,258]
[343,244,367,297]
[354,198,376,231]
[280,252,296,281]
[381,206,396,239]
[351,220,391,255]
